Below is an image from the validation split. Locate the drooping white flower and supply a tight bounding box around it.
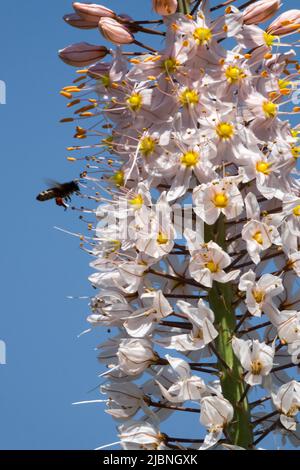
[232,337,275,386]
[272,381,300,431]
[156,355,209,403]
[119,421,168,450]
[117,338,158,376]
[124,290,173,338]
[242,193,281,264]
[200,395,234,450]
[238,270,283,317]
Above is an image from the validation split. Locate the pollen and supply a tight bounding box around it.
[100,74,111,88]
[205,261,219,273]
[253,231,263,245]
[264,32,276,47]
[253,289,265,303]
[225,66,245,83]
[216,122,235,140]
[129,194,144,208]
[251,360,263,375]
[193,27,212,45]
[127,93,143,112]
[179,88,199,106]
[112,170,124,187]
[291,145,300,158]
[213,192,229,208]
[262,100,278,118]
[181,150,200,167]
[256,161,271,175]
[157,232,169,245]
[293,205,300,217]
[162,57,178,74]
[140,136,156,157]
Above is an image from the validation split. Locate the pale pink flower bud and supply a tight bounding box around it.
[73,2,115,22]
[267,9,300,36]
[98,18,134,45]
[152,0,178,16]
[63,13,98,29]
[59,42,109,67]
[243,0,281,25]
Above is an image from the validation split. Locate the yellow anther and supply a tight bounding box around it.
[293,205,300,216]
[205,261,219,273]
[129,194,144,208]
[179,88,199,106]
[251,360,263,375]
[193,27,212,45]
[127,93,143,112]
[140,136,156,157]
[262,100,278,118]
[216,122,235,140]
[181,150,200,167]
[225,66,245,83]
[253,231,263,245]
[256,161,271,174]
[162,57,178,74]
[112,171,124,187]
[213,192,228,208]
[60,91,72,99]
[264,32,276,47]
[157,232,169,245]
[253,289,265,303]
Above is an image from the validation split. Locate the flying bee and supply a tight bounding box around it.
[36,180,80,209]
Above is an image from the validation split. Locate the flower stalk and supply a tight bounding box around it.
[205,217,253,448]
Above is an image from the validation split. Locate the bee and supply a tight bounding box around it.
[36,180,80,209]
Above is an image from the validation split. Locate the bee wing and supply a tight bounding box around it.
[44,178,63,189]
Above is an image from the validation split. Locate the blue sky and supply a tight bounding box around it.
[0,0,298,450]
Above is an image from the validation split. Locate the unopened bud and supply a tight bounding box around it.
[243,0,281,25]
[98,18,134,45]
[267,9,300,36]
[63,13,98,29]
[73,2,115,22]
[152,0,178,16]
[59,42,109,66]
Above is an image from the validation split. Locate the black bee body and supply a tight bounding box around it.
[36,180,80,208]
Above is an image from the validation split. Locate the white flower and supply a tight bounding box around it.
[193,175,244,224]
[100,382,144,419]
[272,381,300,431]
[156,355,209,403]
[119,421,168,450]
[117,338,158,376]
[131,193,175,258]
[124,290,172,338]
[238,270,283,317]
[242,193,281,264]
[200,395,234,449]
[277,310,300,353]
[185,231,240,287]
[232,337,274,386]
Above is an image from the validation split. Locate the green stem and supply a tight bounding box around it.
[204,217,253,448]
[177,0,190,14]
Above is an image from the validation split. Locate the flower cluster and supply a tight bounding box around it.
[58,0,300,450]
